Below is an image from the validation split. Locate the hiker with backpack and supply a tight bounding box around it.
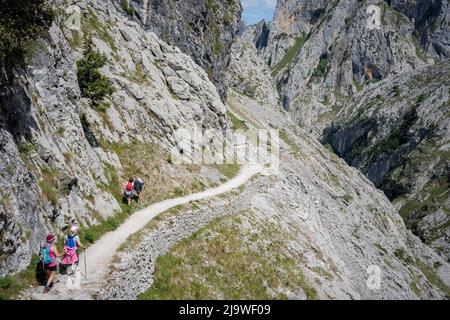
[41,234,63,293]
[133,178,144,203]
[61,225,85,273]
[124,177,134,205]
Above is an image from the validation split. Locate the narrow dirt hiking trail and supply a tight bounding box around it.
[28,164,263,300]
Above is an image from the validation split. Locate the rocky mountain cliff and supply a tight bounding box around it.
[322,61,450,262]
[125,0,243,101]
[249,0,449,134]
[101,37,450,299]
[0,0,449,300]
[242,0,450,267]
[0,0,236,277]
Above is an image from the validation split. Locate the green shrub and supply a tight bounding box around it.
[56,127,65,136]
[393,85,401,97]
[0,254,40,299]
[271,35,308,76]
[18,142,35,155]
[106,217,119,231]
[227,111,248,131]
[416,94,426,105]
[0,276,13,289]
[76,36,114,106]
[120,0,135,17]
[83,230,96,243]
[344,17,351,30]
[0,0,53,66]
[312,56,329,79]
[173,187,184,196]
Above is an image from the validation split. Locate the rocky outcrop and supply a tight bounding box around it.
[263,0,330,68]
[254,0,449,135]
[226,37,281,110]
[2,0,449,301]
[101,84,450,299]
[124,0,243,101]
[322,61,450,262]
[98,38,450,299]
[388,0,450,58]
[241,20,271,51]
[238,0,450,270]
[0,0,231,277]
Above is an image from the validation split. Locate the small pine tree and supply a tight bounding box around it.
[0,0,53,67]
[76,36,114,105]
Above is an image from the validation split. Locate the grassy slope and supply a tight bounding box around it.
[139,213,317,300]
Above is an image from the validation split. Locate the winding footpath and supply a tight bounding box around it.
[28,164,263,300]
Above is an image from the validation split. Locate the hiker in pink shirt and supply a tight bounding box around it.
[43,234,63,293]
[62,226,85,270]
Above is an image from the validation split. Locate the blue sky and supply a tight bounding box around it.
[241,0,277,25]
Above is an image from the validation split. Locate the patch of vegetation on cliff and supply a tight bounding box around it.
[398,175,450,242]
[271,35,308,76]
[77,36,115,106]
[205,0,231,57]
[227,110,248,131]
[139,214,317,300]
[82,6,117,52]
[0,254,40,300]
[394,247,449,298]
[366,108,419,165]
[279,129,305,160]
[353,79,364,92]
[213,163,241,180]
[39,166,61,207]
[120,0,135,17]
[100,139,208,206]
[312,55,329,79]
[316,103,342,126]
[0,0,53,67]
[414,259,450,298]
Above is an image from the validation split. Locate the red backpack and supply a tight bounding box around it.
[126,182,133,191]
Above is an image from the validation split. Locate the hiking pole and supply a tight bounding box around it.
[84,249,87,279]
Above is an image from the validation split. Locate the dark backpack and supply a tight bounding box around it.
[134,179,144,190]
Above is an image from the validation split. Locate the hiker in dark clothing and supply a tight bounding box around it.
[133,178,144,203]
[124,177,134,205]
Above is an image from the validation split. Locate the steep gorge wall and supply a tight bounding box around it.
[250,0,449,135]
[239,0,450,274]
[0,0,233,277]
[100,70,450,299]
[125,0,243,101]
[322,62,450,262]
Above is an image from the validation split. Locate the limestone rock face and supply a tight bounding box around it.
[2,0,449,301]
[322,62,450,262]
[389,0,450,58]
[227,37,281,110]
[101,86,450,300]
[252,0,449,135]
[0,0,230,276]
[125,0,243,101]
[98,35,450,299]
[241,20,271,51]
[237,0,449,263]
[263,0,330,68]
